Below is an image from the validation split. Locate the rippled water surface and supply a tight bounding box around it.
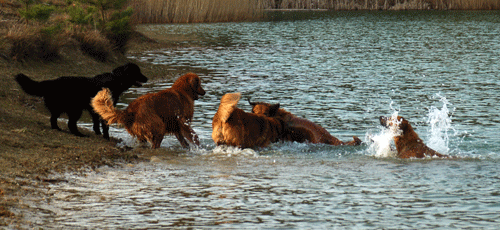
[33,11,500,228]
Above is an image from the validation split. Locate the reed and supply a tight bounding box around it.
[129,0,499,24]
[130,0,265,24]
[262,0,500,10]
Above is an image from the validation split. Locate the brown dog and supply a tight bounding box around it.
[379,116,448,158]
[92,73,206,149]
[212,93,285,148]
[249,100,362,146]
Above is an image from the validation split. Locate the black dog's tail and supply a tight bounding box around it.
[15,74,45,97]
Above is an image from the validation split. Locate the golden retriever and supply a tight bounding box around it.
[379,116,449,158]
[249,100,362,146]
[92,73,205,149]
[212,93,285,148]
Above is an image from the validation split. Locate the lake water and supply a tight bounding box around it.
[31,11,500,228]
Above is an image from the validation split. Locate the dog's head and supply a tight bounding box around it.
[176,73,206,100]
[379,115,410,135]
[248,99,280,117]
[112,63,148,87]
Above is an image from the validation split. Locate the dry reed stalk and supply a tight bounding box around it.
[130,0,265,24]
[129,0,499,24]
[256,0,499,10]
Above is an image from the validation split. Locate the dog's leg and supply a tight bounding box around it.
[151,134,164,149]
[324,136,344,146]
[50,112,62,131]
[67,110,85,137]
[89,111,102,136]
[344,136,362,146]
[179,124,200,146]
[101,121,110,140]
[90,109,110,140]
[174,132,190,148]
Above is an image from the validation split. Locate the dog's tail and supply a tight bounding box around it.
[14,74,45,97]
[217,92,241,123]
[92,88,127,125]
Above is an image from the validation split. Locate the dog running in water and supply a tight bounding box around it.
[379,115,449,158]
[249,100,362,146]
[212,93,285,148]
[92,73,205,149]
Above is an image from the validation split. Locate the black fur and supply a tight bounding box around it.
[15,63,148,139]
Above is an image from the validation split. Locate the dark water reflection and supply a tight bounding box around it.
[30,11,500,228]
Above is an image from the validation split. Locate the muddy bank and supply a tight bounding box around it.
[0,27,193,227]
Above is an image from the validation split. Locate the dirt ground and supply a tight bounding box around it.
[0,23,197,227]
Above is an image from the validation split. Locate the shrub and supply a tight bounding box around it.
[82,0,129,23]
[7,24,61,61]
[73,29,112,62]
[40,23,64,36]
[105,6,133,53]
[68,0,134,54]
[67,4,97,25]
[19,4,56,22]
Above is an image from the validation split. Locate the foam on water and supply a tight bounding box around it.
[210,145,259,157]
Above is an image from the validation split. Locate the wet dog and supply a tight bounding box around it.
[212,93,285,148]
[15,63,147,139]
[249,100,362,146]
[379,116,448,158]
[92,73,205,149]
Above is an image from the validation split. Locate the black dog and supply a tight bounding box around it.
[15,63,148,139]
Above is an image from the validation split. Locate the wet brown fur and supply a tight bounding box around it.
[212,93,285,148]
[250,101,362,146]
[92,73,205,149]
[379,116,449,158]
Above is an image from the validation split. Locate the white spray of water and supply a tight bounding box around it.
[367,94,455,158]
[426,94,454,155]
[366,110,401,158]
[210,145,259,157]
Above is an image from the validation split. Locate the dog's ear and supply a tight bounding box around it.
[379,116,389,127]
[189,75,206,96]
[398,118,411,133]
[189,75,200,88]
[112,63,131,76]
[269,103,280,117]
[248,98,257,107]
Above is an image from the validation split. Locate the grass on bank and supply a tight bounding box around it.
[0,0,134,62]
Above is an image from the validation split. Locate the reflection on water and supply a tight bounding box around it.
[28,11,500,228]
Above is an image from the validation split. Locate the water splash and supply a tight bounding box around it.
[367,94,456,158]
[366,110,400,158]
[210,145,259,157]
[426,94,454,155]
